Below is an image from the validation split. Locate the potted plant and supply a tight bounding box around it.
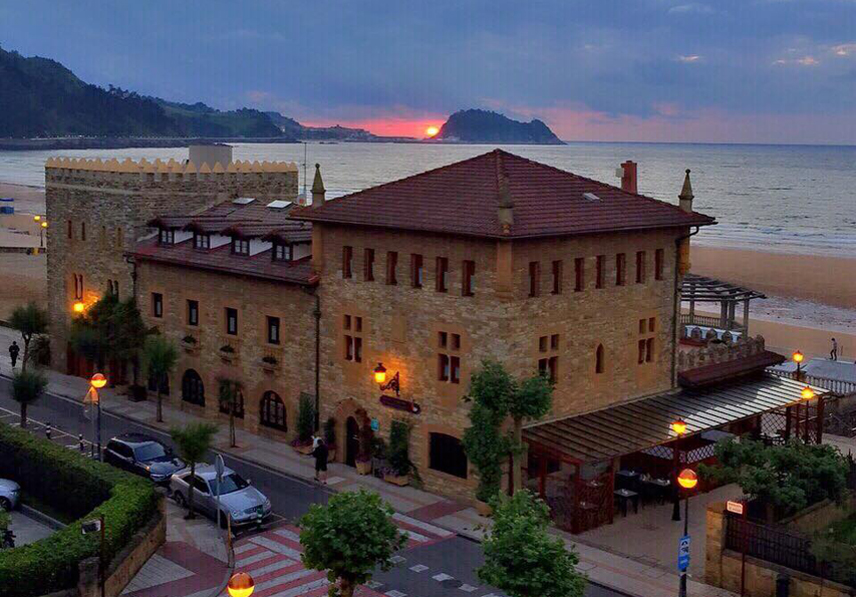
[219,343,235,363]
[384,420,412,487]
[181,334,198,353]
[371,437,389,479]
[291,393,315,455]
[324,417,337,461]
[355,422,373,475]
[261,354,278,372]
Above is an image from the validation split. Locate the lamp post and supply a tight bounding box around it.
[671,419,687,521]
[677,468,698,597]
[227,572,255,597]
[373,362,401,397]
[40,220,47,248]
[793,350,804,381]
[89,373,107,461]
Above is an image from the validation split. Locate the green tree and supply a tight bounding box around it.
[387,420,413,477]
[463,401,509,503]
[11,368,48,428]
[170,422,218,519]
[479,490,587,597]
[508,373,553,493]
[142,335,178,423]
[700,438,849,520]
[299,489,406,597]
[296,393,315,445]
[217,378,242,448]
[9,302,48,372]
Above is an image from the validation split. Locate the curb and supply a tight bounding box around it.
[20,502,66,530]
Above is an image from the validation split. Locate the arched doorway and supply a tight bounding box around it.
[345,417,360,467]
[181,369,205,406]
[259,391,286,431]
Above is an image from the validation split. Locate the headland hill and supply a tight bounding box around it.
[0,46,563,149]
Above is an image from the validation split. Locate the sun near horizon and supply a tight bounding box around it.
[425,125,440,138]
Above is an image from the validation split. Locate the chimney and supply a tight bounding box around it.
[679,169,694,212]
[311,163,326,208]
[619,160,637,194]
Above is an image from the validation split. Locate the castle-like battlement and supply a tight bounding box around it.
[45,157,297,175]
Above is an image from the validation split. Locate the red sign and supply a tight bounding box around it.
[727,501,744,515]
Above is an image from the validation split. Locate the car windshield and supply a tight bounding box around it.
[134,442,168,461]
[212,473,250,496]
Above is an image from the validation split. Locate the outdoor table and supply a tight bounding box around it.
[641,477,671,504]
[614,488,639,516]
[615,469,639,491]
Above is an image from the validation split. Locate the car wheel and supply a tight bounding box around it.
[173,492,186,508]
[0,498,10,512]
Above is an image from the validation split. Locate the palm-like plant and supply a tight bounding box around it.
[217,378,242,448]
[170,422,218,519]
[9,302,48,372]
[12,368,48,428]
[142,335,178,423]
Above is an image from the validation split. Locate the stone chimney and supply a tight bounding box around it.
[311,163,326,208]
[497,174,514,234]
[679,169,694,212]
[619,160,637,194]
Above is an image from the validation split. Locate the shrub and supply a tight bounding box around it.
[181,335,197,344]
[0,423,159,597]
[388,420,412,477]
[296,393,315,444]
[262,355,278,365]
[219,344,235,353]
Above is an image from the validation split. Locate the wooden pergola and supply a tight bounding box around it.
[681,274,766,334]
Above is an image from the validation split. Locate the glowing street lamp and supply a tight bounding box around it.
[33,215,41,222]
[793,350,805,380]
[801,386,815,400]
[671,418,688,522]
[73,301,86,314]
[677,468,698,490]
[671,419,688,436]
[373,362,401,397]
[373,362,387,385]
[677,468,698,597]
[227,572,255,597]
[39,220,47,248]
[90,373,107,389]
[88,373,107,460]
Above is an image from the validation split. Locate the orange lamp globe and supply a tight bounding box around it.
[671,419,687,436]
[677,468,698,490]
[801,386,815,400]
[90,373,107,389]
[227,572,255,597]
[373,362,387,385]
[41,221,48,228]
[793,350,804,364]
[73,301,85,313]
[33,215,41,222]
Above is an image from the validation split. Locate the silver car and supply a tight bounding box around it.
[169,464,271,527]
[0,479,20,511]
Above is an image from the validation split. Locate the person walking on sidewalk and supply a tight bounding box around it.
[831,337,839,361]
[8,341,19,368]
[312,437,329,485]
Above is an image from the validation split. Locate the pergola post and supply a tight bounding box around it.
[743,299,750,335]
[727,302,736,331]
[720,300,728,329]
[816,396,825,444]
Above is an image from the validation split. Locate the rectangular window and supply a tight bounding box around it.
[596,255,605,289]
[646,338,654,362]
[353,337,362,362]
[429,433,468,479]
[529,261,541,297]
[450,356,461,384]
[451,333,461,350]
[225,308,238,335]
[355,316,362,332]
[345,335,354,360]
[187,300,198,326]
[655,248,664,281]
[67,220,73,240]
[551,260,563,295]
[152,293,163,318]
[551,334,560,350]
[539,335,548,352]
[462,260,475,296]
[638,339,647,364]
[343,313,363,363]
[438,354,449,382]
[437,330,462,384]
[639,318,647,334]
[232,238,250,255]
[386,251,398,285]
[193,234,210,250]
[574,257,585,292]
[267,316,280,345]
[364,248,375,281]
[81,222,86,241]
[158,229,174,245]
[438,331,448,348]
[411,254,423,288]
[616,253,626,286]
[649,317,656,332]
[636,251,646,284]
[539,356,559,384]
[436,257,449,292]
[344,314,351,330]
[342,246,353,279]
[273,243,291,261]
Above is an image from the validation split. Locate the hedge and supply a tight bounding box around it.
[0,423,159,596]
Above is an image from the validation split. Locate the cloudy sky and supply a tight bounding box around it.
[2,0,855,143]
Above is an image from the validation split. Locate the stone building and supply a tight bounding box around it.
[46,148,823,516]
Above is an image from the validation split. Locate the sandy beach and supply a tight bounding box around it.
[0,181,45,214]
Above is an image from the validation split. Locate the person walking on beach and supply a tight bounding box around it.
[8,341,19,368]
[831,338,839,361]
[312,436,329,485]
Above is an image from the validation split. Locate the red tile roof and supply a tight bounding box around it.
[291,149,715,239]
[678,350,786,388]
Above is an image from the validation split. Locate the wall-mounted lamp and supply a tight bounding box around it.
[73,301,86,314]
[374,362,400,397]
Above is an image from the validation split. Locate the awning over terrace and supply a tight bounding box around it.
[523,373,827,464]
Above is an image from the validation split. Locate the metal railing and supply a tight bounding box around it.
[769,369,856,396]
[680,313,746,332]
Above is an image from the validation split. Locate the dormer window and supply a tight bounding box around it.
[158,229,174,245]
[193,233,210,250]
[232,238,250,256]
[273,243,292,262]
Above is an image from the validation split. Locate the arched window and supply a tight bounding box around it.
[220,390,245,419]
[181,369,205,406]
[260,391,286,431]
[428,433,468,479]
[595,344,605,374]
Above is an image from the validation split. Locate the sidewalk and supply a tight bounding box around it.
[0,325,735,597]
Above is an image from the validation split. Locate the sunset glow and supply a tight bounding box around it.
[425,126,440,137]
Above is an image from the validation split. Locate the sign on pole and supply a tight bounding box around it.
[677,534,691,572]
[215,454,225,531]
[727,500,745,515]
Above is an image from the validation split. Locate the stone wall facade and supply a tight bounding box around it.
[45,159,298,373]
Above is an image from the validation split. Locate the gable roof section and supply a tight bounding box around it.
[291,149,715,239]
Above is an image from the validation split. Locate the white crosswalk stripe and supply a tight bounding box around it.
[268,576,329,597]
[250,535,303,560]
[234,542,259,555]
[255,568,315,591]
[247,558,295,578]
[393,513,455,537]
[235,550,275,566]
[273,528,301,543]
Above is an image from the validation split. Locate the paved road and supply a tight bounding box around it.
[0,378,626,597]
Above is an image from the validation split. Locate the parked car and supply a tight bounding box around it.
[0,479,20,511]
[104,433,185,484]
[169,464,272,527]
